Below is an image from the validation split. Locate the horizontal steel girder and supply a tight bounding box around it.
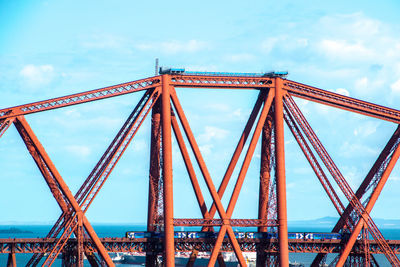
[1,238,400,254]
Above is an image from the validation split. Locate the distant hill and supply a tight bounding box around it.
[289,216,338,228]
[0,227,33,234]
[1,217,400,228]
[288,217,400,229]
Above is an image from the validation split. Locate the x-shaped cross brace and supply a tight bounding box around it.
[168,87,276,266]
[311,124,400,266]
[13,115,113,266]
[283,94,400,266]
[2,88,160,266]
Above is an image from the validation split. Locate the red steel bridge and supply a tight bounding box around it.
[1,69,400,267]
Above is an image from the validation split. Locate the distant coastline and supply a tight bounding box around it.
[288,216,400,229]
[1,217,400,229]
[0,227,33,234]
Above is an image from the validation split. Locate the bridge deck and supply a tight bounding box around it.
[1,238,400,254]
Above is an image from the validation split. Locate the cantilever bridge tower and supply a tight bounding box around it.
[1,69,400,267]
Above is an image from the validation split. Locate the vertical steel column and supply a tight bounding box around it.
[274,78,289,266]
[147,97,161,267]
[258,110,273,228]
[363,226,371,267]
[77,212,84,267]
[62,249,74,267]
[161,75,175,267]
[6,244,16,267]
[257,107,274,267]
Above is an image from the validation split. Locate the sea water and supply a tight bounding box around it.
[0,225,399,266]
[0,224,145,267]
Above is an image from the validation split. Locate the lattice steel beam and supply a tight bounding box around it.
[284,79,400,123]
[0,77,160,119]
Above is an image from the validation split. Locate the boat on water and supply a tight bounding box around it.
[112,252,305,266]
[289,261,305,267]
[111,251,255,266]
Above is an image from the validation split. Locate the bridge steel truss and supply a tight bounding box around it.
[1,73,400,267]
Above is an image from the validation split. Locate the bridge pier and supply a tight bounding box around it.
[274,78,289,266]
[6,254,16,267]
[147,97,162,267]
[161,75,175,267]
[257,107,274,267]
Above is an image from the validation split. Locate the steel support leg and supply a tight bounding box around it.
[257,107,274,267]
[62,248,74,267]
[274,78,289,266]
[147,97,161,267]
[363,226,371,267]
[77,212,84,267]
[161,75,175,267]
[7,244,16,267]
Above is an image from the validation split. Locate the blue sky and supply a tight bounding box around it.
[1,0,400,224]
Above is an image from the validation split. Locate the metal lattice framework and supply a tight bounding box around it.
[2,237,400,254]
[1,72,400,267]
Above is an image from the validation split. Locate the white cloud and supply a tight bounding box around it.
[339,142,377,158]
[162,40,207,53]
[232,109,242,118]
[318,40,373,61]
[81,34,125,49]
[53,115,124,132]
[295,99,310,116]
[314,103,331,114]
[353,76,385,95]
[342,167,362,189]
[261,37,279,54]
[225,53,255,62]
[64,109,81,119]
[199,144,213,156]
[199,126,229,143]
[136,40,209,54]
[389,176,400,182]
[131,139,147,152]
[293,167,313,175]
[205,103,230,112]
[353,121,379,137]
[185,64,218,72]
[354,77,369,91]
[261,36,308,54]
[313,12,400,80]
[19,64,55,87]
[65,145,91,158]
[285,139,295,145]
[318,12,382,39]
[287,182,296,189]
[335,88,350,96]
[390,79,400,95]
